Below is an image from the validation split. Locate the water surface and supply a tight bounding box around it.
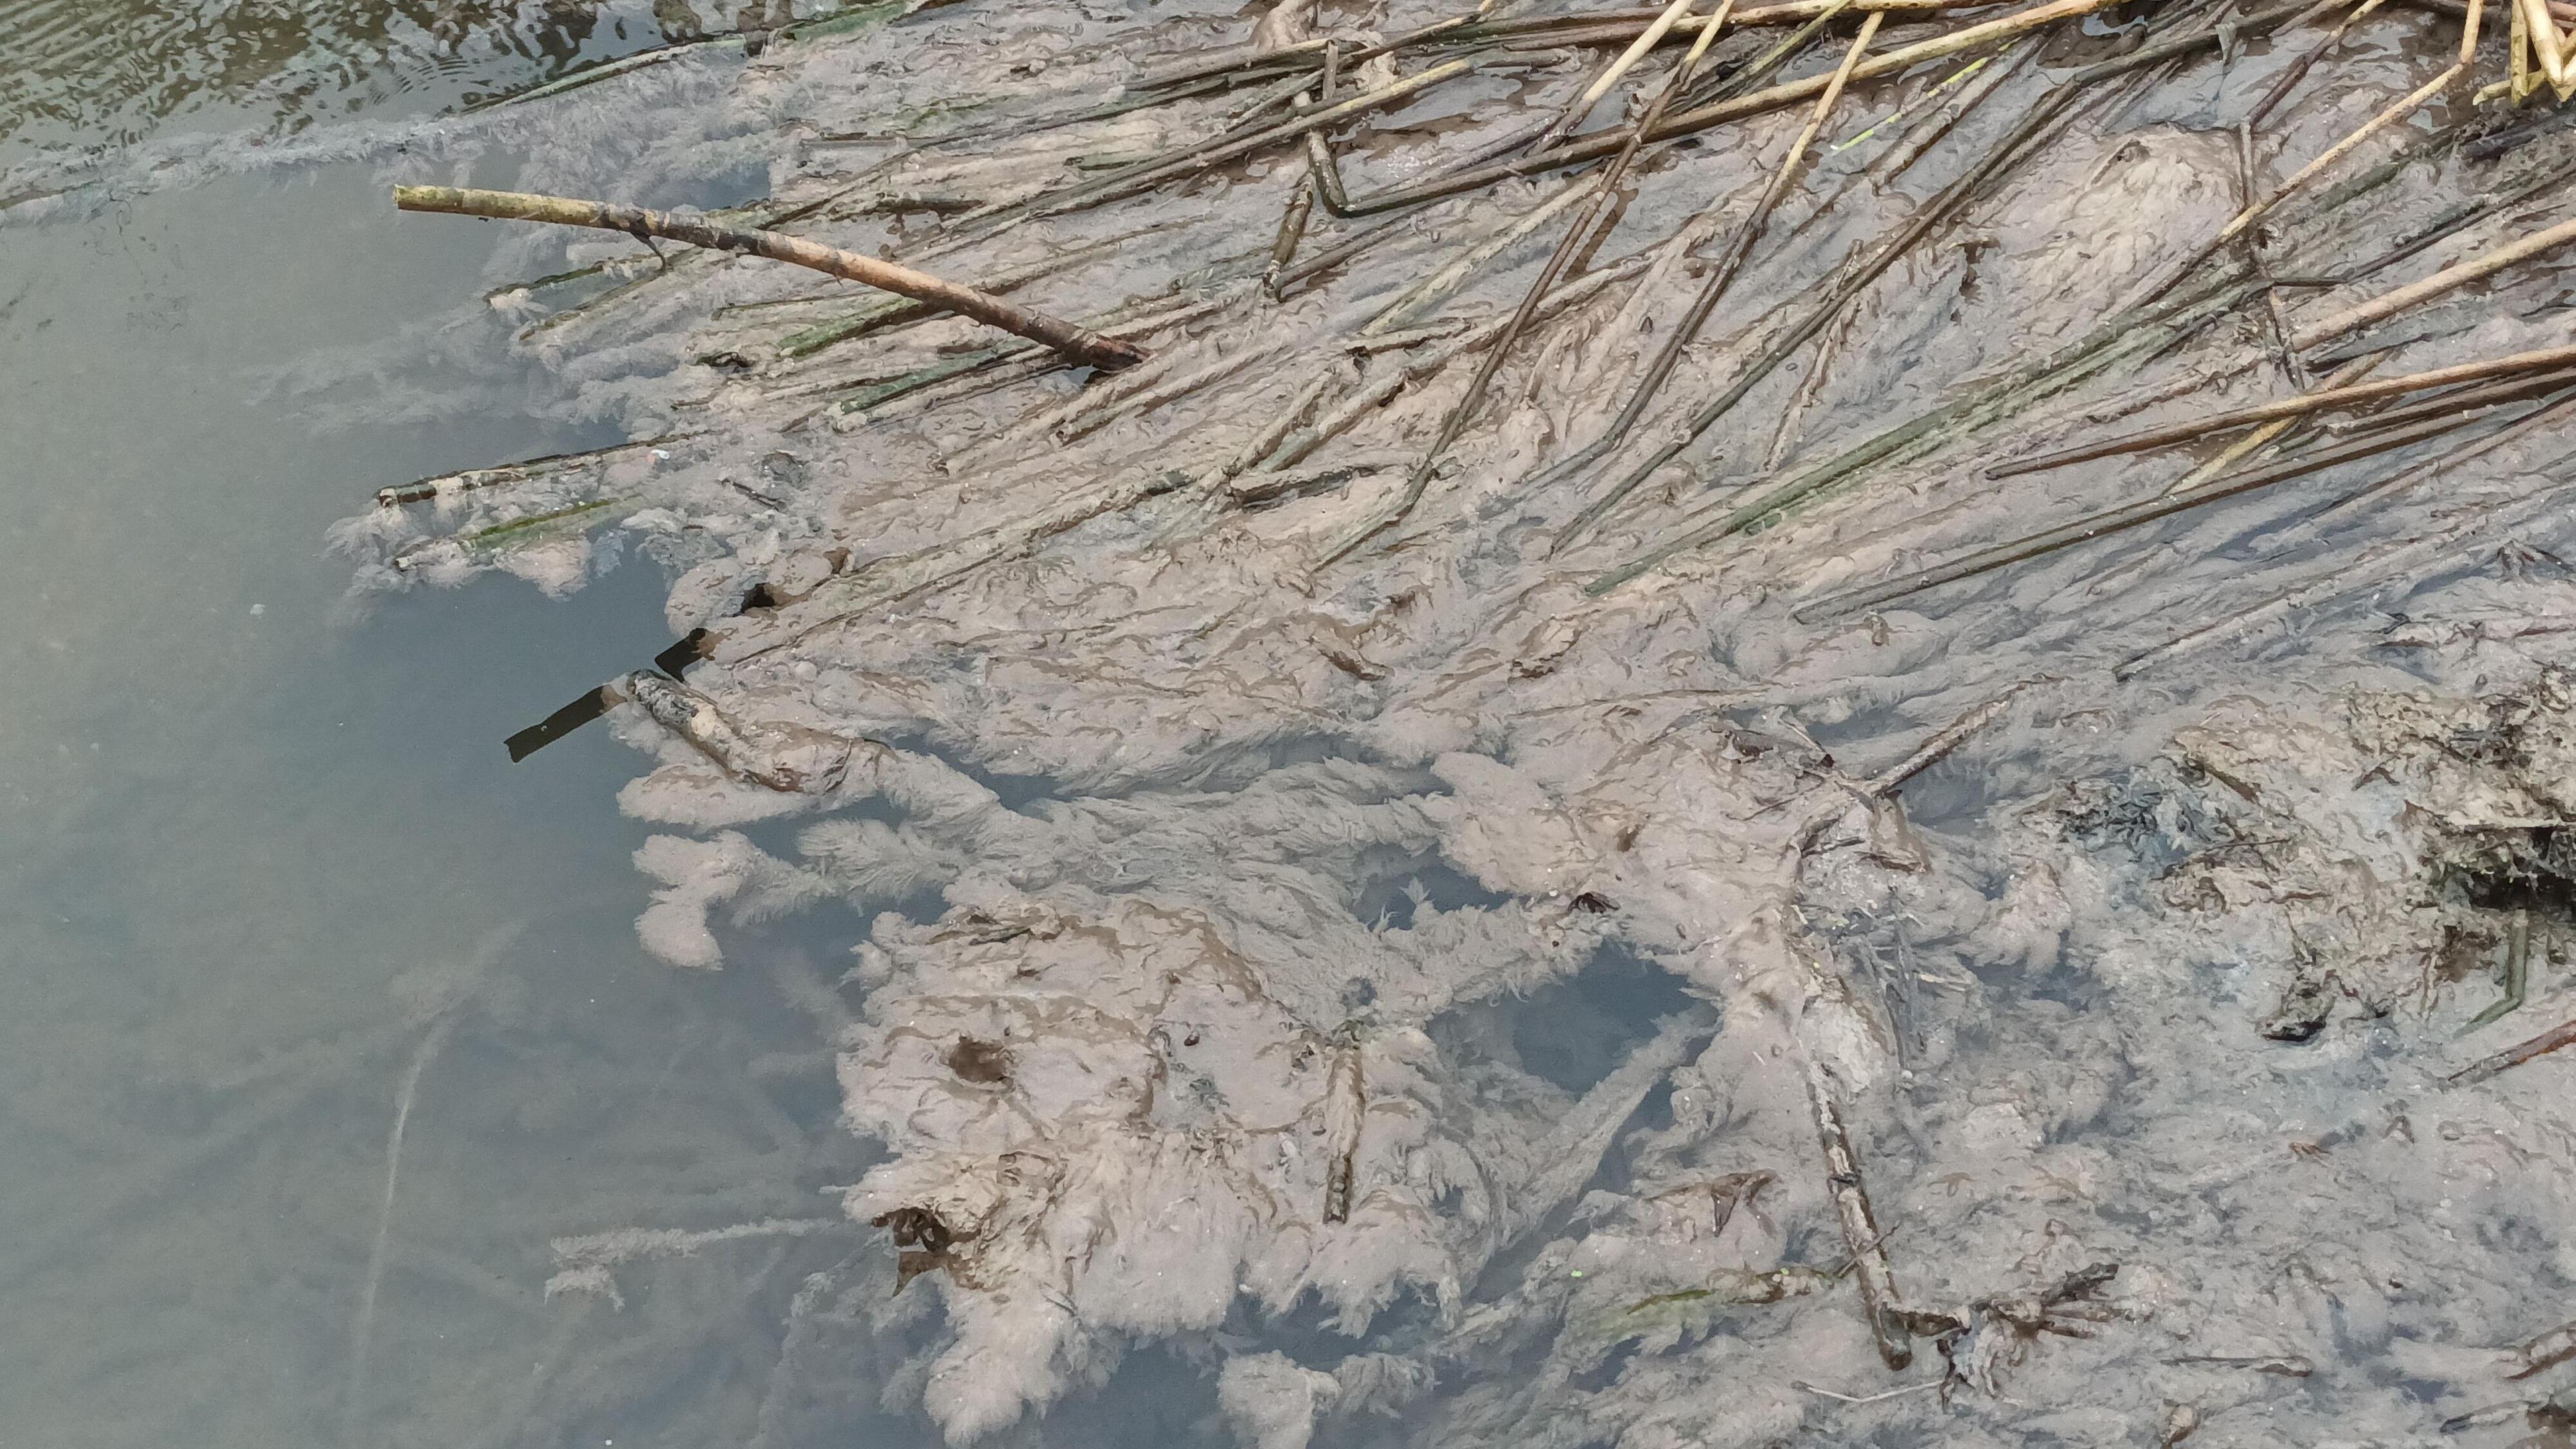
[2,0,710,160]
[2,10,887,1446]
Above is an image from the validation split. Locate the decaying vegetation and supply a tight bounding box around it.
[306,0,2576,1439]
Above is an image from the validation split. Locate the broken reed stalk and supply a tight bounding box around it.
[1001,58,1477,231]
[2466,905,2532,1029]
[1546,0,2310,545]
[775,228,1152,364]
[1803,1053,1913,1370]
[376,431,702,507]
[1265,175,1316,296]
[2449,1013,2576,1083]
[2341,152,2576,287]
[2510,1320,2576,1381]
[1061,341,1288,442]
[2159,351,2384,495]
[1585,265,2264,593]
[1869,687,2021,795]
[1765,285,1859,470]
[1542,5,1883,550]
[2243,0,2392,130]
[2519,0,2576,93]
[1529,0,2012,30]
[499,184,863,337]
[2304,362,2576,436]
[2218,52,2466,244]
[2444,0,2576,23]
[462,19,762,113]
[2277,378,2576,536]
[1694,0,1856,107]
[1359,174,1609,337]
[1833,36,2010,156]
[1130,36,1329,92]
[1507,0,1709,160]
[1340,0,2033,67]
[1325,0,2138,219]
[1989,341,2576,477]
[2310,378,2576,520]
[1990,0,2436,335]
[742,255,1660,665]
[895,70,1243,154]
[1797,405,2501,620]
[392,186,1147,370]
[1273,211,1418,290]
[1777,692,2015,1367]
[941,65,1321,239]
[2296,210,2576,348]
[1580,0,1707,109]
[1857,36,2035,186]
[1320,0,1739,564]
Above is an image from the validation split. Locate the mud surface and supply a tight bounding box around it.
[21,0,2576,1443]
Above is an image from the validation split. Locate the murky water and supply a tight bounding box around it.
[2,0,688,160]
[1,9,894,1447]
[23,1,2576,1445]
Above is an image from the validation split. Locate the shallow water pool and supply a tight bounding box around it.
[1,8,900,1445]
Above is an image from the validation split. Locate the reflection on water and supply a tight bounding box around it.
[0,16,904,1447]
[1,0,700,156]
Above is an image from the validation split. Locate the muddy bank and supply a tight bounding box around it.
[55,0,2576,1439]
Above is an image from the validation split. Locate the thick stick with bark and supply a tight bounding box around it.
[392,186,1147,370]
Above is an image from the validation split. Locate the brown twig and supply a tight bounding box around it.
[2162,351,2383,495]
[1804,1052,1913,1369]
[2219,56,2465,245]
[2317,364,2576,439]
[2447,1014,2576,1084]
[2509,1320,2576,1380]
[392,186,1147,370]
[2245,0,2393,131]
[2114,402,2576,678]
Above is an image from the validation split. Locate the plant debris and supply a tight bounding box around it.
[253,0,2576,1437]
